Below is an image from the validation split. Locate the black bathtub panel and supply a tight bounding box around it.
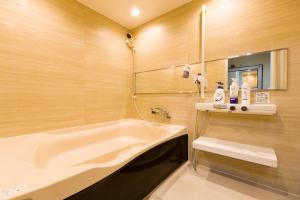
[66,134,188,200]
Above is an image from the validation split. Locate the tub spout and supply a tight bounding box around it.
[151,107,171,119]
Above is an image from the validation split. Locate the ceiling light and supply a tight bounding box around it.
[131,7,140,17]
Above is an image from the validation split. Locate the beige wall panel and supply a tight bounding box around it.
[130,0,300,196]
[0,0,130,137]
[132,3,198,72]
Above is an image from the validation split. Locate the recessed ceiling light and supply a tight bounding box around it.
[131,7,140,17]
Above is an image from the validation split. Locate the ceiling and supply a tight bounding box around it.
[76,0,192,29]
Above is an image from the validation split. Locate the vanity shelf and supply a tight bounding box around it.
[195,103,277,115]
[193,136,277,168]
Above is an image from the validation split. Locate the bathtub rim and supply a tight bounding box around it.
[0,119,188,200]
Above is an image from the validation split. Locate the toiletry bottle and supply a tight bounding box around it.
[241,81,251,105]
[214,82,225,104]
[230,78,239,104]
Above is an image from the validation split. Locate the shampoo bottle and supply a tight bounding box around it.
[214,82,225,104]
[230,78,239,104]
[241,81,251,105]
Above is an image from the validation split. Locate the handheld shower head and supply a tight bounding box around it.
[182,65,190,78]
[125,33,135,49]
[126,33,132,39]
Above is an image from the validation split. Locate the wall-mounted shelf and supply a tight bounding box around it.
[193,136,277,168]
[195,103,277,115]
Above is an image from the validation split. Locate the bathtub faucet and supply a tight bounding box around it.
[151,107,171,119]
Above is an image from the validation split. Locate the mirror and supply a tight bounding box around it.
[135,64,200,94]
[134,48,287,94]
[227,49,287,90]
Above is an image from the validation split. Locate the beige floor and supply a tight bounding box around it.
[148,162,299,200]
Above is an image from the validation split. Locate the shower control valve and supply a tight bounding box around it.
[241,106,248,111]
[229,106,236,111]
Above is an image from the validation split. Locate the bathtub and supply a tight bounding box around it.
[0,119,187,200]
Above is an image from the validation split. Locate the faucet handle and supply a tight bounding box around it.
[151,107,160,114]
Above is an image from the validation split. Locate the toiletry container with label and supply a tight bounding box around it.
[230,78,239,104]
[214,82,225,104]
[241,81,251,105]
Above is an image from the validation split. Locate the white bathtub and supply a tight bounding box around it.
[0,119,187,200]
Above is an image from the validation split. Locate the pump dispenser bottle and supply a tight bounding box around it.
[241,80,251,105]
[230,78,239,104]
[214,82,225,104]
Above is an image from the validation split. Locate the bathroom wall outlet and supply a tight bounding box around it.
[256,92,270,104]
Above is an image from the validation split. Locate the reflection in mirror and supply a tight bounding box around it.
[227,49,287,90]
[206,59,228,91]
[135,64,200,94]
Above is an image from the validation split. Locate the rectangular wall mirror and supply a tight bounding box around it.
[134,48,287,94]
[135,64,199,94]
[227,49,287,90]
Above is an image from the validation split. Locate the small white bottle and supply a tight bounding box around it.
[214,82,225,104]
[230,78,239,104]
[241,81,251,105]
